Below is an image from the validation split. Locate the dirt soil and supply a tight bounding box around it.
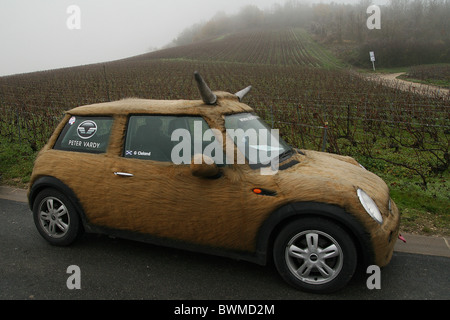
[363,72,449,98]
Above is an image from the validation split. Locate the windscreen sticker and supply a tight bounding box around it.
[69,116,76,125]
[238,115,259,122]
[68,140,101,149]
[125,150,152,157]
[77,120,97,139]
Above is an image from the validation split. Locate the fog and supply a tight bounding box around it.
[0,0,388,77]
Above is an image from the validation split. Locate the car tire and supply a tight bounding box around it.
[33,188,83,246]
[273,217,357,293]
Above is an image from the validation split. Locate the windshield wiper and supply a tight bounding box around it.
[276,148,294,163]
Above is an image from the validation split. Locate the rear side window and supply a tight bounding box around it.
[53,116,113,154]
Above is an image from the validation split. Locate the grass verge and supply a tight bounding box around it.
[380,173,449,237]
[357,154,449,237]
[0,136,36,188]
[397,74,450,89]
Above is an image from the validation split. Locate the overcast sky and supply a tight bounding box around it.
[0,0,388,76]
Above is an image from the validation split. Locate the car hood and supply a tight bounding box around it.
[273,150,391,218]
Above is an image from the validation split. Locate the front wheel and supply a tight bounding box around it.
[273,217,357,293]
[33,188,83,246]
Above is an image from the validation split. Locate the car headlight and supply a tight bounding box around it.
[357,189,383,224]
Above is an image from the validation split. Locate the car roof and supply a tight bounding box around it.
[67,92,253,117]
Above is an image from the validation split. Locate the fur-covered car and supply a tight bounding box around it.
[28,72,400,293]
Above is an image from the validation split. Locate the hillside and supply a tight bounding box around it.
[0,27,350,136]
[128,28,344,68]
[0,26,447,155]
[164,0,450,68]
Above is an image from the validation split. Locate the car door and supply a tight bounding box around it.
[102,114,257,252]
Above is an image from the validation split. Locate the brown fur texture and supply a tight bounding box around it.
[29,94,400,267]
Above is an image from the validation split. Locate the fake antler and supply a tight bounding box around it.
[235,86,252,102]
[194,71,217,105]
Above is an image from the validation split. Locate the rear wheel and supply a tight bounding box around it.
[33,188,82,246]
[273,217,357,293]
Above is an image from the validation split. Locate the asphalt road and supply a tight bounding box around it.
[1,198,449,301]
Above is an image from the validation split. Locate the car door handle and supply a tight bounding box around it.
[114,172,134,177]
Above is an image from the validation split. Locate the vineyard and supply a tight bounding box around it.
[0,27,449,234]
[136,28,344,68]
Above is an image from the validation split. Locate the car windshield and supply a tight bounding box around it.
[224,113,293,168]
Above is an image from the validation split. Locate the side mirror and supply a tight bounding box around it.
[190,154,220,178]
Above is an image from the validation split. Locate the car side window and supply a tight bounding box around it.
[53,116,113,154]
[123,115,216,163]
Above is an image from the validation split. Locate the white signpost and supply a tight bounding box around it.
[369,51,376,71]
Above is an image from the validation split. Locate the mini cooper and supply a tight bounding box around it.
[28,72,400,293]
